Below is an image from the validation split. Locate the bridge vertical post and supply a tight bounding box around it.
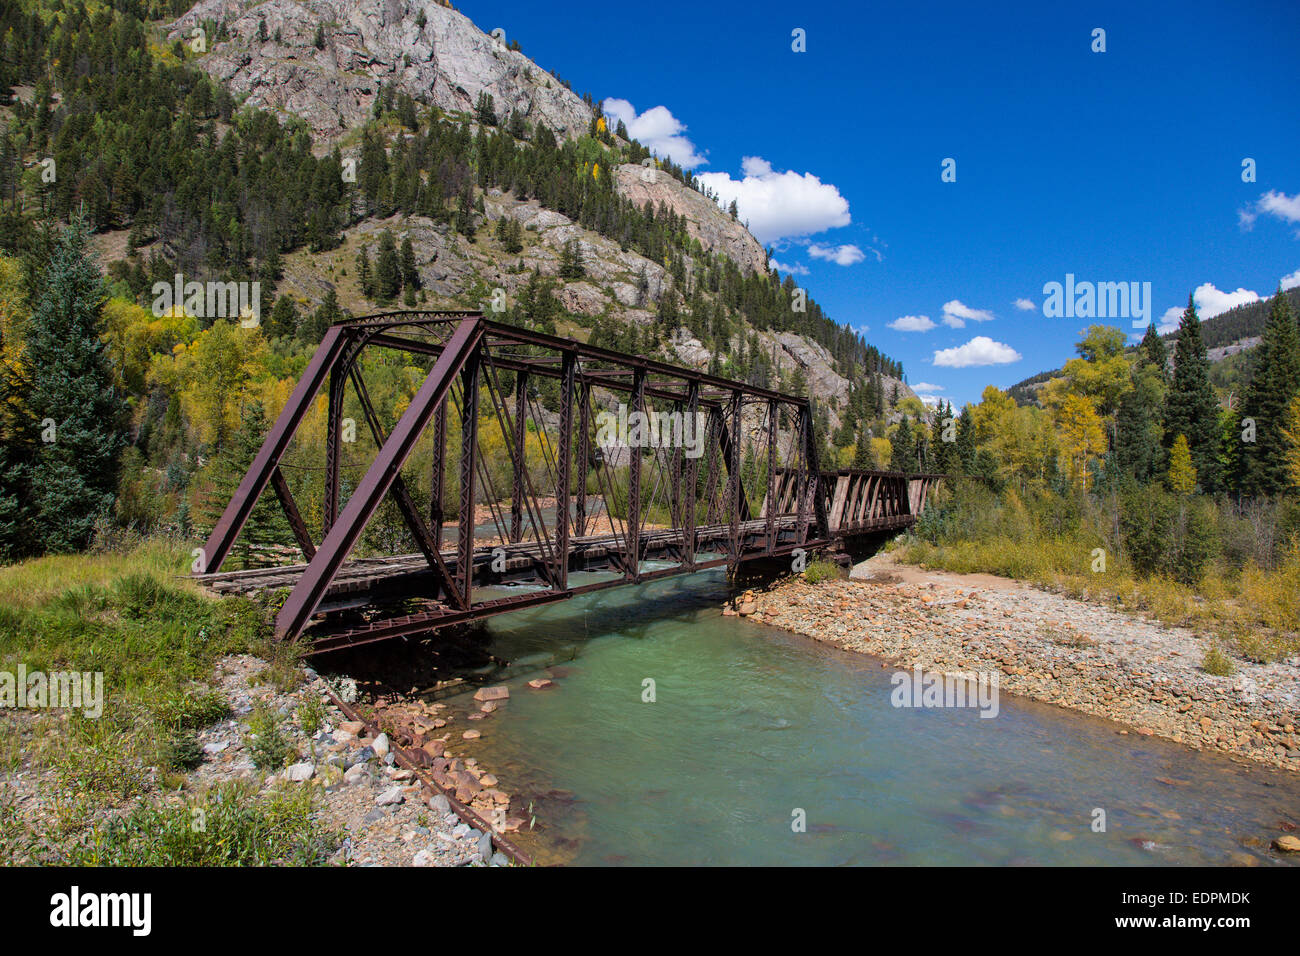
[554,352,574,591]
[726,390,742,570]
[322,337,349,536]
[803,402,829,541]
[457,350,480,609]
[510,370,527,544]
[575,379,589,538]
[626,368,645,582]
[682,380,699,569]
[430,399,446,547]
[765,398,777,554]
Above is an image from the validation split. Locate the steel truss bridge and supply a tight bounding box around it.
[193,312,940,654]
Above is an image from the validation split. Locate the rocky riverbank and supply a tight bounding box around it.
[179,655,514,867]
[735,553,1300,772]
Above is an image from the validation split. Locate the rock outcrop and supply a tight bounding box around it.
[613,163,768,276]
[169,0,594,141]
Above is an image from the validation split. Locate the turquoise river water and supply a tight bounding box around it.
[432,569,1300,866]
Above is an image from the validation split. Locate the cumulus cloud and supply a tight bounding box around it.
[769,258,809,276]
[932,336,1022,368]
[808,243,866,266]
[1240,190,1300,233]
[1155,281,1261,333]
[910,382,945,393]
[1013,298,1036,311]
[940,299,995,328]
[1281,268,1300,291]
[697,157,851,244]
[603,99,707,169]
[889,314,936,332]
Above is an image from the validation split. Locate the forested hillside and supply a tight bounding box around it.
[0,0,917,564]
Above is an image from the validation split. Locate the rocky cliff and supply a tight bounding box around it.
[169,0,594,141]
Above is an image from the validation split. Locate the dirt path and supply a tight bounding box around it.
[739,552,1300,771]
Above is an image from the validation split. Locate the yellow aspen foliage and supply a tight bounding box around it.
[1167,433,1197,495]
[1279,393,1300,491]
[595,116,607,134]
[592,162,600,180]
[1054,392,1107,491]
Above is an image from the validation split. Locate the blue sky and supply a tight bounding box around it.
[460,0,1300,407]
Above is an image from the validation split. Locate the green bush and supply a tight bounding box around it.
[66,784,338,866]
[246,701,293,771]
[803,559,846,584]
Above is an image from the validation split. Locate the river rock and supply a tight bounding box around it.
[474,686,510,702]
[1273,835,1300,852]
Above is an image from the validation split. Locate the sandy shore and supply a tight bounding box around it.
[737,552,1300,771]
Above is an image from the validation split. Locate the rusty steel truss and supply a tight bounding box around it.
[193,312,938,653]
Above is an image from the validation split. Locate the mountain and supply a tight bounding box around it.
[168,0,594,142]
[162,0,919,428]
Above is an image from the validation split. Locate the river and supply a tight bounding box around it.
[428,570,1299,866]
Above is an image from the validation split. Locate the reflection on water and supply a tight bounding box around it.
[434,570,1300,866]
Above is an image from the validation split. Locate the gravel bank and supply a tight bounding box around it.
[738,553,1300,771]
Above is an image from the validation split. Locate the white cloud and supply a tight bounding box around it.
[769,258,809,276]
[1013,298,1036,311]
[808,243,865,266]
[910,382,945,393]
[932,336,1022,368]
[918,394,942,408]
[1155,281,1261,333]
[603,99,706,169]
[940,299,995,328]
[889,314,936,332]
[1194,282,1259,317]
[1241,190,1300,233]
[697,157,851,244]
[1281,268,1300,291]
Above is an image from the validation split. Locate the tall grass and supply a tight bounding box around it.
[896,481,1300,663]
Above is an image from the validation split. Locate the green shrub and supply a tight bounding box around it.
[1201,643,1236,677]
[803,559,846,584]
[246,701,293,771]
[66,783,338,866]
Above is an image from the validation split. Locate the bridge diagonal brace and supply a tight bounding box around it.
[274,316,485,640]
[347,365,459,603]
[269,466,316,561]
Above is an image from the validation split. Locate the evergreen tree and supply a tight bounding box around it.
[399,237,419,291]
[1115,337,1167,481]
[1237,288,1300,496]
[375,230,400,301]
[559,236,586,279]
[23,218,128,553]
[1163,295,1220,491]
[891,416,916,472]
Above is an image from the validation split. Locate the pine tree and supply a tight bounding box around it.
[1115,335,1167,482]
[559,237,586,279]
[1237,288,1300,496]
[22,217,128,553]
[375,230,400,301]
[399,237,419,291]
[891,416,915,472]
[1163,295,1220,491]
